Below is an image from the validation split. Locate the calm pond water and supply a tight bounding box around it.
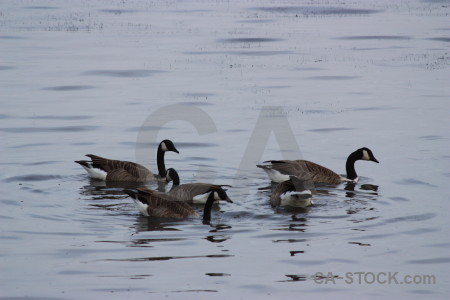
[1,0,449,299]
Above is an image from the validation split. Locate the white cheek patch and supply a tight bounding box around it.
[362,149,370,161]
[161,142,168,152]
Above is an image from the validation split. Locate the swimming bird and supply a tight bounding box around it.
[257,147,378,184]
[270,176,313,208]
[165,168,232,204]
[75,139,179,182]
[123,186,232,223]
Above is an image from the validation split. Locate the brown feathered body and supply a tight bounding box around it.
[168,183,230,204]
[258,160,342,184]
[86,154,155,182]
[165,168,232,204]
[126,187,198,218]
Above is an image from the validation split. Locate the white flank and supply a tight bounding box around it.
[280,191,313,208]
[80,165,107,180]
[264,168,290,183]
[133,199,150,216]
[192,192,210,204]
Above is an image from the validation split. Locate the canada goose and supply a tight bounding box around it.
[165,168,232,204]
[257,147,378,184]
[75,139,179,182]
[123,186,232,223]
[270,176,313,208]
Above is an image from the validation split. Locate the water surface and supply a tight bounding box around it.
[1,0,449,299]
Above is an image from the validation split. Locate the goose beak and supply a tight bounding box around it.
[173,148,179,154]
[372,157,379,163]
[225,196,233,203]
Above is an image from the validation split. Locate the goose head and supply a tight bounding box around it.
[358,147,379,163]
[160,139,179,154]
[165,168,180,185]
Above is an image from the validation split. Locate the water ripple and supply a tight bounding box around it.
[218,38,284,43]
[25,6,59,9]
[4,174,61,182]
[205,273,231,277]
[0,66,14,70]
[307,75,359,80]
[101,254,234,262]
[252,6,381,16]
[0,125,99,133]
[308,127,354,132]
[429,37,450,42]
[99,9,138,14]
[407,257,450,264]
[336,35,412,40]
[0,35,27,40]
[394,178,436,187]
[42,85,95,91]
[232,50,292,56]
[83,69,165,77]
[28,115,92,120]
[0,200,21,207]
[11,143,52,149]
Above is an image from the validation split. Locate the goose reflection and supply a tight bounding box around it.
[77,179,166,211]
[133,215,183,232]
[204,235,230,243]
[344,180,379,199]
[208,224,232,233]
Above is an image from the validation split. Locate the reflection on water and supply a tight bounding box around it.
[280,274,308,282]
[133,216,183,232]
[205,235,229,243]
[253,6,381,15]
[42,85,95,91]
[83,69,165,77]
[101,254,234,262]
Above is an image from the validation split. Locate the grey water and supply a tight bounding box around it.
[1,0,449,299]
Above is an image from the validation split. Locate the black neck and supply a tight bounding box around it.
[171,172,180,186]
[345,151,359,180]
[202,192,215,224]
[156,147,166,177]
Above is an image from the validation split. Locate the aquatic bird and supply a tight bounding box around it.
[75,139,179,182]
[123,186,232,223]
[257,147,378,184]
[165,168,232,204]
[270,176,313,208]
